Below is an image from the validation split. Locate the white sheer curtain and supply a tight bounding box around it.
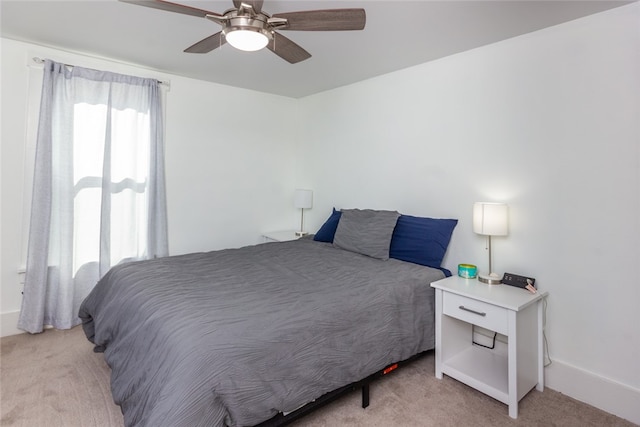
[18,60,168,334]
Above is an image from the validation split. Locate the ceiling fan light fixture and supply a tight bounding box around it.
[124,0,367,63]
[225,28,270,51]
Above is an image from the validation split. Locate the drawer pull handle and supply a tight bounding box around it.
[459,305,486,317]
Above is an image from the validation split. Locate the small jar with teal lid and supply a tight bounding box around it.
[458,264,477,279]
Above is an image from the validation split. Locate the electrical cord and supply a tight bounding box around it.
[469,295,552,366]
[468,294,552,367]
[472,325,498,349]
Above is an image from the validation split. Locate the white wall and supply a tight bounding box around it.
[162,70,299,254]
[0,39,300,336]
[1,3,638,423]
[297,3,639,423]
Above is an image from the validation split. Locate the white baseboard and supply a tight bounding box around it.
[1,311,23,337]
[545,359,640,425]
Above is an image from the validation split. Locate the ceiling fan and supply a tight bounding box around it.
[120,0,366,64]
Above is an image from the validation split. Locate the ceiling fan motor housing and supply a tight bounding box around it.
[223,14,273,41]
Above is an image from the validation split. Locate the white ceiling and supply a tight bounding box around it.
[1,0,632,98]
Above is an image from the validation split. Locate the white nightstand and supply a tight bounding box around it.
[431,275,548,419]
[262,230,302,243]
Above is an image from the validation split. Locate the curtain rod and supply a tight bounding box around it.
[31,57,169,86]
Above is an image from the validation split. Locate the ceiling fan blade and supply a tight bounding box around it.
[232,0,263,13]
[184,32,226,53]
[272,9,366,31]
[267,32,311,64]
[119,0,222,19]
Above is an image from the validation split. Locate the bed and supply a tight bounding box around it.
[79,209,457,427]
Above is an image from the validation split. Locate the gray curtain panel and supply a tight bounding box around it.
[18,59,168,334]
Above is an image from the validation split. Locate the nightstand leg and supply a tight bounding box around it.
[508,310,518,419]
[536,299,545,391]
[434,288,443,379]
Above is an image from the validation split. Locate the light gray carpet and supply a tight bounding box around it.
[0,327,635,427]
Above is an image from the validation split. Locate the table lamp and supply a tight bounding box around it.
[473,202,508,284]
[294,189,313,237]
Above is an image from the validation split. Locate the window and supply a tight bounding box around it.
[18,59,168,333]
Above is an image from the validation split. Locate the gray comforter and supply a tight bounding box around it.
[79,238,444,427]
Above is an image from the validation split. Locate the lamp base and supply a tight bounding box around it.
[478,272,502,285]
[295,231,308,237]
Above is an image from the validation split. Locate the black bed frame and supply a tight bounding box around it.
[255,351,428,427]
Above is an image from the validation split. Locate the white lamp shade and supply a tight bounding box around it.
[294,189,313,209]
[473,202,508,236]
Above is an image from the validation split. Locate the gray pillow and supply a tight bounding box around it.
[333,209,400,260]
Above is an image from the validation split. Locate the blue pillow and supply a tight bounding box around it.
[313,208,342,242]
[389,215,458,269]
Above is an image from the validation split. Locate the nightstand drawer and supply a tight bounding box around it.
[443,292,508,335]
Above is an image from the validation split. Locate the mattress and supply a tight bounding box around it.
[79,238,444,426]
